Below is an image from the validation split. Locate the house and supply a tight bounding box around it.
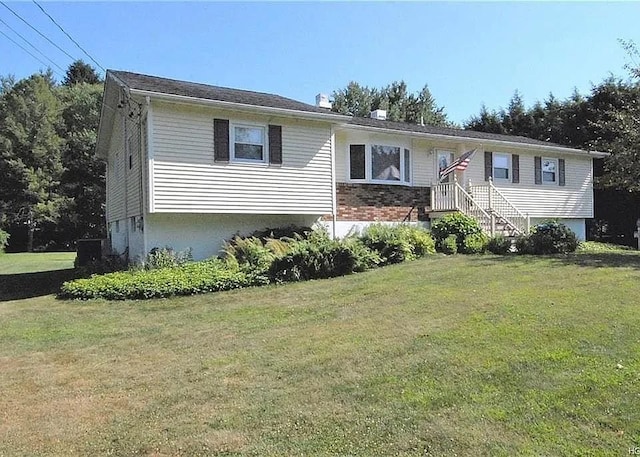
[96,70,607,262]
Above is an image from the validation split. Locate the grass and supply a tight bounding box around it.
[0,252,77,301]
[1,248,640,455]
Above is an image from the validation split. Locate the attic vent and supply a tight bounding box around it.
[315,93,331,109]
[370,109,387,120]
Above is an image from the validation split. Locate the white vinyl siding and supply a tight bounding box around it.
[105,109,144,222]
[464,151,594,218]
[150,103,333,214]
[106,113,125,222]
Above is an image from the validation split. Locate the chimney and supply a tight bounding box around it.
[315,93,331,109]
[370,109,387,120]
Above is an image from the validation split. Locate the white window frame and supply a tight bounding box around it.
[230,122,268,164]
[542,157,558,185]
[493,153,510,181]
[348,142,412,186]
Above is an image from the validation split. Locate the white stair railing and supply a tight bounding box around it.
[430,179,492,231]
[468,178,530,235]
[431,177,530,236]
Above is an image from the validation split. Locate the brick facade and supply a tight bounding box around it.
[324,183,431,222]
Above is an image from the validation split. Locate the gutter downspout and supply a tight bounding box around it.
[330,126,337,239]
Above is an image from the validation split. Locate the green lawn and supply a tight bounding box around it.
[1,250,639,455]
[0,252,77,301]
[0,251,76,274]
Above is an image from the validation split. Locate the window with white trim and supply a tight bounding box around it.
[349,143,411,185]
[231,124,266,162]
[542,158,557,183]
[493,153,510,180]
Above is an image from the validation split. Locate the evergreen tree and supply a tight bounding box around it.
[63,60,102,86]
[0,74,67,251]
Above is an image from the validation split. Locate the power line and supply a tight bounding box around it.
[0,16,65,73]
[32,0,105,72]
[0,0,76,61]
[0,28,62,77]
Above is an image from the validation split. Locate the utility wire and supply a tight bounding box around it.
[32,0,105,72]
[0,0,76,61]
[0,16,65,73]
[0,28,62,77]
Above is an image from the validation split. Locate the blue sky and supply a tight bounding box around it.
[1,2,639,125]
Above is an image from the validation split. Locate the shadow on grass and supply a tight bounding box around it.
[0,268,81,301]
[467,251,640,270]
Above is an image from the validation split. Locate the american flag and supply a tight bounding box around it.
[438,148,477,182]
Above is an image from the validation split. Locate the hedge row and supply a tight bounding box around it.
[60,225,435,300]
[59,259,267,300]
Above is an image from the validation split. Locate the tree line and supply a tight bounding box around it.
[0,61,103,251]
[1,45,639,251]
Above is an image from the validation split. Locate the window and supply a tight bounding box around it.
[232,124,266,162]
[437,150,454,182]
[493,153,510,180]
[372,145,401,181]
[542,158,557,183]
[130,216,136,232]
[115,220,120,233]
[349,143,411,185]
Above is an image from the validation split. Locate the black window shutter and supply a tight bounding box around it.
[213,119,229,162]
[269,125,282,165]
[512,154,520,183]
[484,151,493,181]
[558,158,566,186]
[350,144,366,180]
[534,156,542,185]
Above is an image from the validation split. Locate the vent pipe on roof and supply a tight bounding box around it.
[370,109,387,120]
[315,93,332,109]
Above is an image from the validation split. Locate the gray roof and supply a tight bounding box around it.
[109,70,336,115]
[348,117,567,148]
[108,70,580,151]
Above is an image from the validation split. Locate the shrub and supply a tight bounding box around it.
[400,225,436,257]
[360,224,414,265]
[437,234,458,255]
[0,229,9,253]
[145,246,193,270]
[487,235,513,255]
[360,224,433,265]
[431,213,483,252]
[524,221,580,254]
[342,237,381,272]
[248,225,313,242]
[269,235,357,283]
[223,236,276,274]
[59,258,266,300]
[461,232,488,254]
[514,234,534,255]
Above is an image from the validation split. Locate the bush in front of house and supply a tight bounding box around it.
[59,258,266,300]
[223,236,277,275]
[268,230,380,282]
[431,213,483,254]
[437,234,458,255]
[0,229,9,253]
[461,232,489,254]
[360,224,435,265]
[487,235,513,255]
[516,221,580,255]
[145,246,193,270]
